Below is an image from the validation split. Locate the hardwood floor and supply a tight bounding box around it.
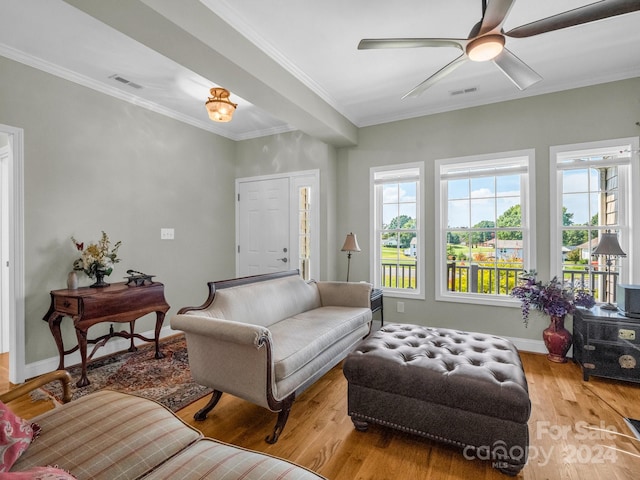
[2,351,640,479]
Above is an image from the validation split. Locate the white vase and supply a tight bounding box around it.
[67,271,79,289]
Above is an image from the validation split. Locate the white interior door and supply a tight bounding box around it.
[0,124,25,383]
[237,177,290,276]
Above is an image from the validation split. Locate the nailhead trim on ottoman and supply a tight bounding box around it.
[343,324,531,475]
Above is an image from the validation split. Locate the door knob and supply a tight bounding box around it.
[278,257,288,263]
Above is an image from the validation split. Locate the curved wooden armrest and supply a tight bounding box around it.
[0,370,72,404]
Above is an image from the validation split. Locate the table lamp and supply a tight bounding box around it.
[592,231,626,310]
[341,233,361,282]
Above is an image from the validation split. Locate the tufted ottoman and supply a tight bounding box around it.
[343,324,531,475]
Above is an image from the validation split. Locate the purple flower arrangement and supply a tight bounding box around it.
[511,270,596,327]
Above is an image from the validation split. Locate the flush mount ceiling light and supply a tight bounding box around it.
[466,34,505,62]
[205,87,237,122]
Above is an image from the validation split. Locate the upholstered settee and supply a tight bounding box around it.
[1,371,325,479]
[171,270,373,443]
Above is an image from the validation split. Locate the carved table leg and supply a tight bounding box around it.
[47,314,66,370]
[74,328,90,387]
[128,321,137,352]
[154,311,166,359]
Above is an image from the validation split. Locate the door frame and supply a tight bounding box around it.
[0,124,25,383]
[235,169,320,279]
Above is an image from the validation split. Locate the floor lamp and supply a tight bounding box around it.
[592,231,627,310]
[341,233,361,282]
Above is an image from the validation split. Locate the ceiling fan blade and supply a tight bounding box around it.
[402,55,468,99]
[358,38,467,51]
[493,48,542,90]
[505,0,640,39]
[479,0,516,35]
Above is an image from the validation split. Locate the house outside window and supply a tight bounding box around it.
[550,138,639,303]
[435,150,535,306]
[370,163,424,299]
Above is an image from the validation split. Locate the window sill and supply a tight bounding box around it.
[381,289,424,300]
[436,291,520,308]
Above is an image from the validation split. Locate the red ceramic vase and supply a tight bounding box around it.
[543,315,572,363]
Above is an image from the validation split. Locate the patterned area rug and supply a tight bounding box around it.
[37,334,212,411]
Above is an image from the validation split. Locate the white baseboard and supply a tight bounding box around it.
[24,326,180,380]
[504,336,576,361]
[503,336,548,355]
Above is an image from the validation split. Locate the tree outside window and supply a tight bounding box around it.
[436,150,535,306]
[372,164,423,297]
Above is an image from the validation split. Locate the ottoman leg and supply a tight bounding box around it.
[352,418,369,432]
[497,462,524,476]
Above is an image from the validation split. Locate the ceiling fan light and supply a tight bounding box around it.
[205,87,237,122]
[466,35,505,62]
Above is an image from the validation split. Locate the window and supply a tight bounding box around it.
[290,172,319,282]
[371,163,424,298]
[435,150,535,306]
[297,186,311,280]
[550,138,639,303]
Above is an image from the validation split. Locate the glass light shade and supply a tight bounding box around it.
[466,35,505,62]
[593,232,627,257]
[341,233,361,253]
[205,88,237,123]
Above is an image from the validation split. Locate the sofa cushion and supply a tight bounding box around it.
[11,391,201,480]
[201,275,321,327]
[141,438,325,479]
[269,306,371,381]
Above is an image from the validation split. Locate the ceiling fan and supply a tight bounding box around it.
[358,0,640,98]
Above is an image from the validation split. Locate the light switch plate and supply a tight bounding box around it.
[160,228,174,240]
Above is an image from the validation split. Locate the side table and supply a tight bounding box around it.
[370,288,384,326]
[43,281,170,387]
[573,306,640,383]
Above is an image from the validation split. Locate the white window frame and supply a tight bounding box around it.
[370,162,425,299]
[550,137,640,286]
[435,149,536,307]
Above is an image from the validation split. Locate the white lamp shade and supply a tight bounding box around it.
[341,233,361,253]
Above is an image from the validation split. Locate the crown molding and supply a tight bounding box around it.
[199,0,356,125]
[0,43,289,142]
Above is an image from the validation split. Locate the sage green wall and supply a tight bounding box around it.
[0,57,237,364]
[337,77,640,341]
[235,132,339,281]
[2,50,639,365]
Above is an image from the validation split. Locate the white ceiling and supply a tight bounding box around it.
[1,0,639,146]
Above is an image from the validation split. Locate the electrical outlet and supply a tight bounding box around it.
[160,228,174,240]
[397,301,404,313]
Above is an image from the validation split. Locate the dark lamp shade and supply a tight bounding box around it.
[593,232,627,257]
[341,233,361,253]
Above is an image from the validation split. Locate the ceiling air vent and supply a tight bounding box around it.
[109,74,143,89]
[450,87,478,97]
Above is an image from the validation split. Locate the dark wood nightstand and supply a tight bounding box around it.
[573,306,640,383]
[370,288,384,326]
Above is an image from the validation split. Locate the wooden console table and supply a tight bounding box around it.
[43,282,170,387]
